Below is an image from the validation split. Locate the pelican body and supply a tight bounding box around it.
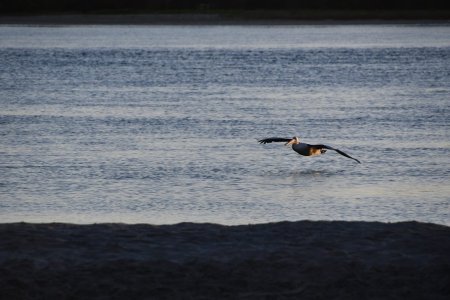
[259,136,361,163]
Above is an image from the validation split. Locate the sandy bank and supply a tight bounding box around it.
[1,221,449,299]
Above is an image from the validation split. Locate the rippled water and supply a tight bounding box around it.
[1,25,449,225]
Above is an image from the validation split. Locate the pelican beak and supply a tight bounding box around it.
[285,139,295,146]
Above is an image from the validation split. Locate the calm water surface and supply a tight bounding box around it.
[1,25,449,225]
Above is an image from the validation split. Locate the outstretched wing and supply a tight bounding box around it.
[310,144,361,164]
[258,137,291,144]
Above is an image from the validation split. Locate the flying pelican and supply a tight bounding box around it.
[259,136,361,163]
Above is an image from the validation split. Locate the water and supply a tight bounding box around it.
[1,25,449,225]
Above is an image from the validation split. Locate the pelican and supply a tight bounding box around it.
[259,136,361,163]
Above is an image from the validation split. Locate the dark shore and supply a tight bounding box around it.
[0,12,449,25]
[1,221,449,299]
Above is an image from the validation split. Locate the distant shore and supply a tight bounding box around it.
[0,12,449,25]
[1,220,449,299]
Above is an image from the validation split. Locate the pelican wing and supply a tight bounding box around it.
[311,144,361,164]
[258,137,291,144]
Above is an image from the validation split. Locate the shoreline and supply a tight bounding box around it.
[1,220,449,299]
[1,14,449,26]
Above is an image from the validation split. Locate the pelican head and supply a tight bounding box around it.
[285,136,300,146]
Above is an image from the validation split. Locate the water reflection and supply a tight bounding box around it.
[0,25,449,225]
